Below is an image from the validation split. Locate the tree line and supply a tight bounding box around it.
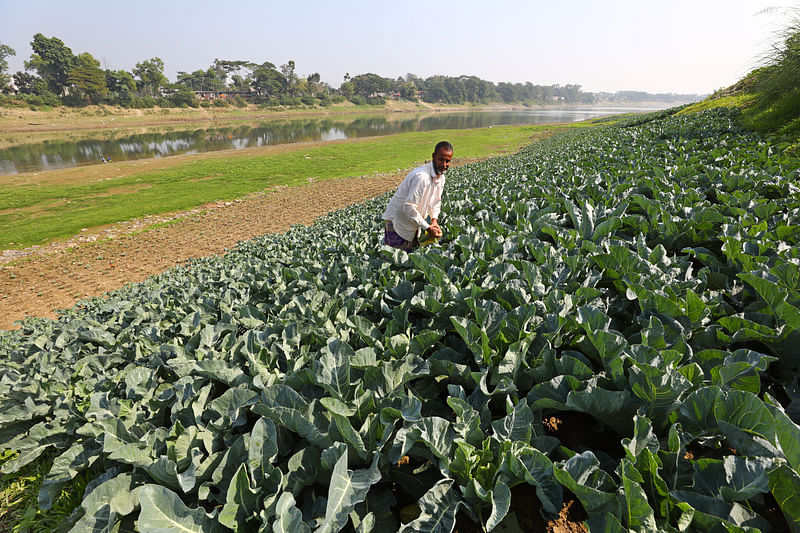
[0,34,698,110]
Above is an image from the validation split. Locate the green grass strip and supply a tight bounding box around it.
[1,124,555,249]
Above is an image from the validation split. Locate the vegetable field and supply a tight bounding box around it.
[2,108,800,532]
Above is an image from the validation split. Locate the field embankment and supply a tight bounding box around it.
[679,10,800,138]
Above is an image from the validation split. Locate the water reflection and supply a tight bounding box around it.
[0,108,658,175]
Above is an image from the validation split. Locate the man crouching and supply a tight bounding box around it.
[382,141,453,251]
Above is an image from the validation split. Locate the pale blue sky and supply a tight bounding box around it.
[0,0,796,94]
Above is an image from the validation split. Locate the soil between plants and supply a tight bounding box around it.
[0,171,411,330]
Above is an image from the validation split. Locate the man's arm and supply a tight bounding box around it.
[401,173,431,229]
[428,182,444,237]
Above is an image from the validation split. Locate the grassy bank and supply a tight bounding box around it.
[680,10,800,137]
[1,123,570,250]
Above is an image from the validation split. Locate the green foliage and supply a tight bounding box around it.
[0,449,94,532]
[132,57,168,98]
[176,68,225,92]
[169,85,199,108]
[350,73,391,98]
[677,94,754,115]
[0,91,62,109]
[104,69,137,106]
[250,61,284,100]
[1,109,799,531]
[11,71,41,96]
[0,43,15,92]
[2,34,700,110]
[746,87,800,135]
[66,53,108,106]
[126,95,170,109]
[742,10,800,134]
[25,33,76,97]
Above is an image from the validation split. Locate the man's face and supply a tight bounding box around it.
[432,148,453,175]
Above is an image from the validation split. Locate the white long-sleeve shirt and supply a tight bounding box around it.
[382,162,445,241]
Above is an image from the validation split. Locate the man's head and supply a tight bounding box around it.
[432,141,453,175]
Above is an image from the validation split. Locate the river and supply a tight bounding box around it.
[0,107,662,175]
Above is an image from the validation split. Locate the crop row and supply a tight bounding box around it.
[1,108,800,532]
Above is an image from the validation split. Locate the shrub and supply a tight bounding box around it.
[169,87,199,108]
[279,95,301,106]
[130,96,158,108]
[20,91,62,108]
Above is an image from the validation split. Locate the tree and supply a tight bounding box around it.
[12,71,38,94]
[398,81,417,101]
[105,69,136,106]
[229,74,250,92]
[423,76,448,102]
[460,75,493,102]
[339,81,354,99]
[25,33,76,96]
[211,59,252,88]
[304,72,326,97]
[250,62,284,99]
[68,52,108,104]
[133,57,168,97]
[496,82,518,103]
[556,83,582,104]
[444,77,466,103]
[0,43,15,92]
[350,73,391,98]
[280,60,298,96]
[176,69,224,91]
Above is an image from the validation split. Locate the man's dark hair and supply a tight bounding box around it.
[434,141,453,154]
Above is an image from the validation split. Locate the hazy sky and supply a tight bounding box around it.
[1,0,797,94]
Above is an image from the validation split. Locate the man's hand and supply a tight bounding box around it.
[429,219,443,238]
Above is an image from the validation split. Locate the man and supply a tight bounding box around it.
[382,141,453,251]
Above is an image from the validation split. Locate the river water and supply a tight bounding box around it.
[0,107,661,175]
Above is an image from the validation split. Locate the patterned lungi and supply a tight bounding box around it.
[384,221,418,251]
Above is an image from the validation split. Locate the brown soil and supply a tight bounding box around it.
[504,484,588,533]
[0,171,409,330]
[547,500,589,533]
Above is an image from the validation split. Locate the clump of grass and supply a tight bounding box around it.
[681,9,800,135]
[677,94,755,115]
[744,7,800,134]
[0,450,90,532]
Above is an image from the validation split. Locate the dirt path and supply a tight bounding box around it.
[0,171,408,330]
